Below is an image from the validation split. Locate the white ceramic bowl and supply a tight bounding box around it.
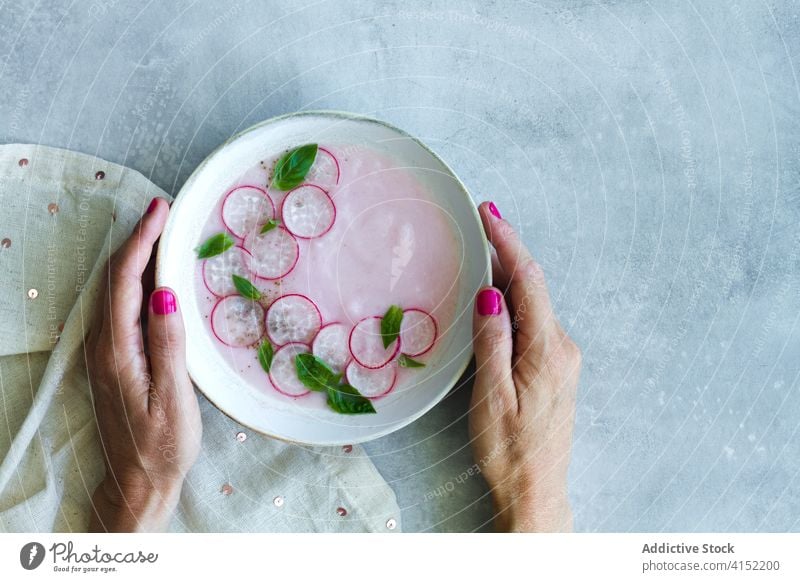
[157,111,490,445]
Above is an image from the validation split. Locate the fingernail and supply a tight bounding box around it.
[151,289,177,315]
[477,289,502,316]
[146,198,159,214]
[488,201,502,219]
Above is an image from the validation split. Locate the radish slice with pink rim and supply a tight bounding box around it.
[221,185,275,239]
[312,322,351,372]
[202,246,254,297]
[266,294,322,346]
[349,316,400,369]
[210,296,265,347]
[304,146,340,189]
[399,308,438,357]
[244,226,299,280]
[280,184,336,239]
[346,361,397,399]
[269,342,312,397]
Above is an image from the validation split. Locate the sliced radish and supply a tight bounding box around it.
[304,146,340,189]
[221,186,275,239]
[312,322,351,372]
[244,226,299,280]
[399,309,438,357]
[202,246,254,297]
[280,184,336,239]
[348,316,400,369]
[269,342,311,397]
[346,361,397,399]
[266,294,322,346]
[210,296,265,347]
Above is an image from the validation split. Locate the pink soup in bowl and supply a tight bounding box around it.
[157,112,489,445]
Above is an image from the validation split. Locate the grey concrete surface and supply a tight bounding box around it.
[1,0,798,532]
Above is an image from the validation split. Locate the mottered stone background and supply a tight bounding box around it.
[1,0,798,531]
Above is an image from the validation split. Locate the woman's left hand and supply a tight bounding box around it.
[85,198,202,532]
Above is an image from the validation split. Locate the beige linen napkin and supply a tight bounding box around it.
[0,144,400,532]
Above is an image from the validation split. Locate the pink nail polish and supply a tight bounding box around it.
[477,289,502,316]
[146,198,159,214]
[151,289,177,315]
[488,201,502,219]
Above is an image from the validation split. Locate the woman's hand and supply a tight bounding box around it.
[85,198,202,532]
[469,201,581,532]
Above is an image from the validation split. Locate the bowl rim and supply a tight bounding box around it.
[156,110,491,445]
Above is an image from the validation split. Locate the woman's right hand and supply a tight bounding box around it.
[469,201,581,532]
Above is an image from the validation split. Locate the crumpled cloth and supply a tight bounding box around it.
[0,144,400,532]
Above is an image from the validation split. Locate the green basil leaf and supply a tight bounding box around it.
[196,232,234,259]
[232,274,262,300]
[260,218,279,234]
[273,144,318,190]
[380,305,404,349]
[295,353,337,392]
[398,354,426,368]
[326,384,376,415]
[257,341,274,373]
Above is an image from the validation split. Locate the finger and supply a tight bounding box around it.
[147,287,191,404]
[140,241,158,324]
[490,247,510,293]
[471,286,517,415]
[478,201,558,356]
[98,198,168,361]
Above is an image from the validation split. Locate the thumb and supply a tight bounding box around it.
[472,287,516,408]
[147,287,190,398]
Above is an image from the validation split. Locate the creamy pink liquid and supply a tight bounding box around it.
[195,145,462,409]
